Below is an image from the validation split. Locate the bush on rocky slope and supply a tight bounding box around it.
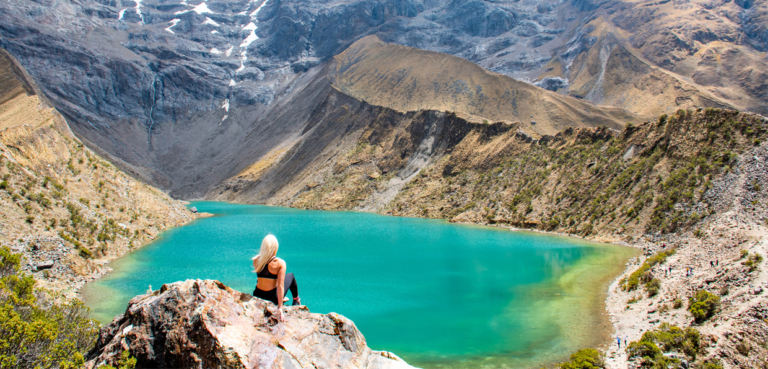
[688,290,721,323]
[621,249,676,292]
[0,246,98,368]
[557,348,605,369]
[627,323,701,368]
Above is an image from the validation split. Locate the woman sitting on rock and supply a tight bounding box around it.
[252,234,301,318]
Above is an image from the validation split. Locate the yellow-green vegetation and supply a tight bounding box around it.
[621,249,676,292]
[688,290,720,323]
[101,350,137,369]
[556,348,604,369]
[626,323,701,368]
[695,359,724,369]
[742,252,763,272]
[0,247,97,368]
[673,298,683,309]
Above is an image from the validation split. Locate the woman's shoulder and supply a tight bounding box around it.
[272,257,286,266]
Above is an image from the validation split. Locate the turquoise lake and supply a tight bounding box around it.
[81,202,637,368]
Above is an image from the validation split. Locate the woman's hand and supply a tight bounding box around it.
[276,307,285,322]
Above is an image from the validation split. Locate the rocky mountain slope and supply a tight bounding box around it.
[0,48,196,296]
[1,0,764,198]
[86,279,414,369]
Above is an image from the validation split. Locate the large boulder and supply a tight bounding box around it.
[85,279,414,369]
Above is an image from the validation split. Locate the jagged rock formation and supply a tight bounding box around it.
[0,48,196,295]
[86,279,414,369]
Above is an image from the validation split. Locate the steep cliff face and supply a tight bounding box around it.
[86,279,414,369]
[0,48,196,295]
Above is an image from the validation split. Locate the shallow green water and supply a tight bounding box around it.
[81,202,637,368]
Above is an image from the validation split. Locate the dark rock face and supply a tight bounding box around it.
[86,279,414,369]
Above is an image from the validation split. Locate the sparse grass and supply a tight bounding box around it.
[742,252,763,272]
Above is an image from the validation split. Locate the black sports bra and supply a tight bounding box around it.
[257,257,278,279]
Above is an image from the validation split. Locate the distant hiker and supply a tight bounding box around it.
[716,259,719,267]
[252,234,301,320]
[710,260,714,268]
[624,335,628,347]
[617,335,621,349]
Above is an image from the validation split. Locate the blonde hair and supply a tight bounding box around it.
[252,234,279,273]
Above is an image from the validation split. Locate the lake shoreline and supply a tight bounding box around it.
[78,200,768,368]
[81,202,641,368]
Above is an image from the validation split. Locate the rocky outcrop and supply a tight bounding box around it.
[86,279,414,369]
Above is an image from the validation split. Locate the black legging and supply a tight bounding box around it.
[253,273,299,305]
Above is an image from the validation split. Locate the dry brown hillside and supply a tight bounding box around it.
[0,49,196,296]
[557,17,734,116]
[334,36,644,136]
[538,0,768,117]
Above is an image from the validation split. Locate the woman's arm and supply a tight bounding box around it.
[275,258,287,319]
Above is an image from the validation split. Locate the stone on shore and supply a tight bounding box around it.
[35,260,54,270]
[85,279,414,369]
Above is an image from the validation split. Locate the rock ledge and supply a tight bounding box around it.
[86,279,414,369]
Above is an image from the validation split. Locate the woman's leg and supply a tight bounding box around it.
[283,273,299,299]
[253,286,279,305]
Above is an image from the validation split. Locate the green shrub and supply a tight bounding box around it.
[78,246,93,258]
[627,323,701,366]
[742,253,763,272]
[102,350,137,369]
[623,249,676,291]
[646,278,661,297]
[696,358,723,369]
[0,247,98,368]
[688,290,720,323]
[673,298,683,309]
[557,348,603,369]
[0,181,7,190]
